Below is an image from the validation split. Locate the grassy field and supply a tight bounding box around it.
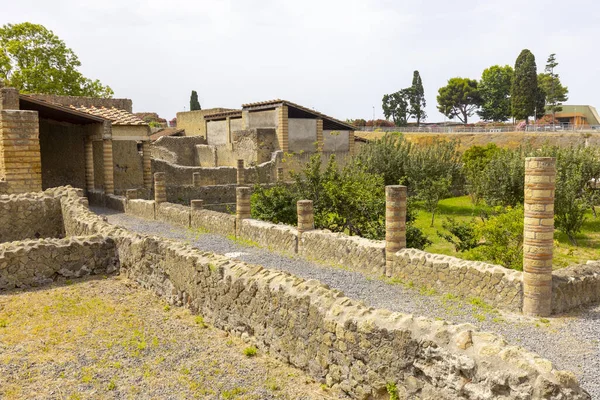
[412,196,600,269]
[0,276,346,400]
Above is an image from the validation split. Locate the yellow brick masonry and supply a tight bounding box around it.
[277,105,289,153]
[0,110,42,193]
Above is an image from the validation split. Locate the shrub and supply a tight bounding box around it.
[437,217,480,252]
[462,143,501,203]
[243,346,257,357]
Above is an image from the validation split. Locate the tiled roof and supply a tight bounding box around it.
[150,128,185,141]
[203,110,243,120]
[70,105,148,126]
[241,99,355,130]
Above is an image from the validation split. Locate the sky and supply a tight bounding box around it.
[2,0,599,122]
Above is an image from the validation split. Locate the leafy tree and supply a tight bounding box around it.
[438,217,480,252]
[436,77,481,123]
[462,143,501,203]
[478,146,527,207]
[382,89,411,126]
[0,22,113,97]
[190,90,201,111]
[511,49,539,123]
[354,134,412,186]
[468,206,525,270]
[409,70,426,126]
[538,55,568,126]
[478,65,513,122]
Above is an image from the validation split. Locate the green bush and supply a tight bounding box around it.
[437,217,480,252]
[462,143,501,203]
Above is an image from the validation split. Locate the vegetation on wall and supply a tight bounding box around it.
[0,22,113,97]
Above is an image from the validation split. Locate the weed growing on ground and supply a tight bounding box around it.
[107,380,116,391]
[265,378,280,391]
[0,318,7,328]
[195,316,208,328]
[163,304,171,312]
[222,387,246,399]
[419,286,437,296]
[386,383,400,400]
[243,346,257,357]
[226,235,260,248]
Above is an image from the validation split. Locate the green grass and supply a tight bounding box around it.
[413,195,600,269]
[243,346,257,357]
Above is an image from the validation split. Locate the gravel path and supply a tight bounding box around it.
[95,208,600,397]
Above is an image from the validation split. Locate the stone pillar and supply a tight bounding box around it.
[348,130,355,155]
[385,185,407,275]
[102,139,114,195]
[277,167,285,182]
[0,86,20,110]
[523,157,556,317]
[316,119,324,152]
[277,105,289,153]
[0,109,42,193]
[193,172,202,187]
[191,199,204,211]
[236,186,251,233]
[154,172,167,204]
[297,200,314,236]
[237,159,245,185]
[84,137,95,192]
[142,141,152,190]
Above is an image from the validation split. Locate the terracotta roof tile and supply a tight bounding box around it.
[203,110,243,120]
[70,105,148,126]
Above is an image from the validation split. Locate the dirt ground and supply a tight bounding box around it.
[0,275,347,400]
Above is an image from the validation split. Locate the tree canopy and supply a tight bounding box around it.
[0,22,113,97]
[478,65,513,122]
[511,49,540,122]
[539,54,568,122]
[382,89,411,126]
[436,77,481,124]
[409,70,426,126]
[190,90,201,111]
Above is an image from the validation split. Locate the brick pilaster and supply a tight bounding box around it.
[84,137,95,192]
[348,130,355,155]
[102,139,114,195]
[277,105,289,153]
[0,110,42,193]
[316,119,324,152]
[142,141,152,189]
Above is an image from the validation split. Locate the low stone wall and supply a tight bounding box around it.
[191,209,236,237]
[0,235,118,290]
[57,192,590,399]
[126,199,155,220]
[153,135,207,166]
[106,195,126,212]
[0,188,65,242]
[389,249,524,311]
[166,184,238,207]
[299,230,386,275]
[152,159,237,186]
[552,262,600,314]
[239,219,298,255]
[156,203,190,227]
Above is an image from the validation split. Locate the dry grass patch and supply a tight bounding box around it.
[0,276,347,399]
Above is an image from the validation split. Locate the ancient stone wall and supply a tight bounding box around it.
[0,189,65,242]
[191,208,236,236]
[112,140,144,190]
[156,202,190,227]
[59,192,590,399]
[238,219,298,255]
[0,235,118,290]
[126,199,155,220]
[552,262,600,314]
[299,230,385,275]
[389,249,524,312]
[152,136,207,166]
[166,184,238,206]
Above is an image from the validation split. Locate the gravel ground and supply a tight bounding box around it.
[0,275,347,400]
[96,208,600,397]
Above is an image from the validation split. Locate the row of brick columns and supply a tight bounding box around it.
[83,139,152,196]
[170,157,556,317]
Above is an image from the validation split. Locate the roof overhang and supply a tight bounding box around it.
[19,95,107,125]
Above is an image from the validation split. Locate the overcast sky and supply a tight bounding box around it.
[3,0,599,122]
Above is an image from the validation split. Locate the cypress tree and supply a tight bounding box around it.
[410,71,427,126]
[511,49,538,123]
[190,90,201,111]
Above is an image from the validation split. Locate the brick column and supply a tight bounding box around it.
[277,105,289,153]
[316,119,324,152]
[191,199,203,211]
[297,200,314,236]
[0,110,42,193]
[277,167,285,182]
[84,137,95,192]
[348,130,355,155]
[102,139,114,195]
[523,157,556,317]
[0,87,20,110]
[154,172,167,204]
[237,159,245,185]
[142,141,152,190]
[385,185,407,276]
[236,186,251,234]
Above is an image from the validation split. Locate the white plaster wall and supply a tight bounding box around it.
[247,110,278,129]
[206,120,228,145]
[289,119,317,152]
